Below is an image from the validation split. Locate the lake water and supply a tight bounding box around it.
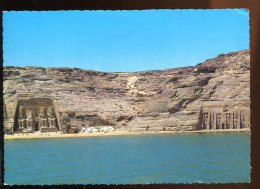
[4,132,250,185]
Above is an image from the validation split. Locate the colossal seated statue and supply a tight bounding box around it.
[18,106,26,129]
[47,107,56,128]
[39,107,48,129]
[26,110,33,130]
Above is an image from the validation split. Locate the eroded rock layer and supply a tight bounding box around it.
[3,50,250,133]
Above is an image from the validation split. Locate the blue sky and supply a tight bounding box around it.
[3,10,249,72]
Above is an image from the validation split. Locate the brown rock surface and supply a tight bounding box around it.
[3,50,250,132]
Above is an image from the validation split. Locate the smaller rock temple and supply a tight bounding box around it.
[197,106,250,130]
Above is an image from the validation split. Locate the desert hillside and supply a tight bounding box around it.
[3,50,250,132]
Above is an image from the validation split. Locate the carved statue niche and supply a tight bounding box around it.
[226,113,232,129]
[233,111,239,129]
[209,113,215,130]
[39,107,48,129]
[47,107,56,128]
[18,106,27,129]
[26,109,34,130]
[216,113,221,129]
[203,113,209,129]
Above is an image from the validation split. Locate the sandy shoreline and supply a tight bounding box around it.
[4,128,250,140]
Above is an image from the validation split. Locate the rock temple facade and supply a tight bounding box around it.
[197,106,250,130]
[4,93,62,133]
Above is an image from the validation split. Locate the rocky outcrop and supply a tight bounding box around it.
[3,50,250,132]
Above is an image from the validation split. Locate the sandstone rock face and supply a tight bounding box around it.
[3,50,250,132]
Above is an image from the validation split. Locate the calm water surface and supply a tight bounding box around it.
[5,132,250,185]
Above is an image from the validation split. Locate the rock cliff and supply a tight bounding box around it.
[3,50,250,132]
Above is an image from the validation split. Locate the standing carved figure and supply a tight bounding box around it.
[240,113,245,128]
[39,107,48,129]
[26,110,33,130]
[203,113,208,129]
[216,113,221,129]
[18,106,26,129]
[47,107,56,128]
[233,111,239,129]
[210,113,215,130]
[226,113,231,129]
